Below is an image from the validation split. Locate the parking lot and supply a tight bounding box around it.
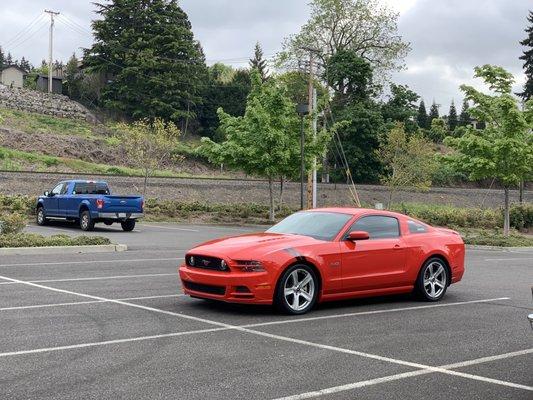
[1,222,532,399]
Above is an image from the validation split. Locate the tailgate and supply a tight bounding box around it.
[102,196,143,213]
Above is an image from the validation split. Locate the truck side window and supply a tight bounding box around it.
[51,183,64,195]
[60,184,69,195]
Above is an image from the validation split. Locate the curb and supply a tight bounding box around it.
[466,245,533,251]
[0,244,128,256]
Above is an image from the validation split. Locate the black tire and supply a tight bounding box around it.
[36,206,48,226]
[415,257,449,301]
[121,219,136,232]
[80,210,95,231]
[275,264,318,315]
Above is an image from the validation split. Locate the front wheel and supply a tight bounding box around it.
[121,219,136,232]
[275,264,318,315]
[36,207,48,226]
[80,211,95,231]
[415,258,448,301]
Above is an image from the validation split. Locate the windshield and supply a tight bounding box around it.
[266,212,353,241]
[73,182,110,195]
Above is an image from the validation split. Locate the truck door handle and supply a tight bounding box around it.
[393,245,403,250]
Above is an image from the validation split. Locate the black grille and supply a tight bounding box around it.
[183,281,225,295]
[186,255,227,271]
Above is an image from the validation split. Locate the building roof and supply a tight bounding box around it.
[35,74,63,81]
[1,64,28,74]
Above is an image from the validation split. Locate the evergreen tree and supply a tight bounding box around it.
[417,100,428,129]
[459,99,471,127]
[84,0,207,123]
[5,52,13,65]
[65,53,82,99]
[19,57,32,71]
[249,42,269,82]
[518,11,533,101]
[0,47,5,69]
[448,100,458,131]
[428,101,440,126]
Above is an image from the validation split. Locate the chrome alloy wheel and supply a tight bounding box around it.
[423,261,447,299]
[81,214,89,230]
[284,268,315,312]
[37,208,45,224]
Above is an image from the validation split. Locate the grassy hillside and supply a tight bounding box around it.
[0,107,230,178]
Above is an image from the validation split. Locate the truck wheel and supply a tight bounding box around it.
[121,219,136,232]
[80,211,95,231]
[36,207,48,226]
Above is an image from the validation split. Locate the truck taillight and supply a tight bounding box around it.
[96,199,104,209]
[141,200,144,210]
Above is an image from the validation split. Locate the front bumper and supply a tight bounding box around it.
[97,212,144,219]
[179,265,274,304]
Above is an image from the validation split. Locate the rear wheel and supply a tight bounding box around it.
[121,219,136,232]
[415,258,448,301]
[275,264,318,315]
[80,211,95,231]
[36,207,48,226]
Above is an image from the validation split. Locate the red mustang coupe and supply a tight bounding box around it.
[179,208,465,314]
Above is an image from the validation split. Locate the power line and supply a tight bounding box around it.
[2,13,45,49]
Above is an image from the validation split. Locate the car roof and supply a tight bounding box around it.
[62,180,108,184]
[306,207,407,219]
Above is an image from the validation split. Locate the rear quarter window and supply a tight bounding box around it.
[408,220,429,234]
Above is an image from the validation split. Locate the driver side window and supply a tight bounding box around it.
[347,215,400,240]
[51,183,64,195]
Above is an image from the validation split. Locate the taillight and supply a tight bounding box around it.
[96,199,104,209]
[141,200,145,210]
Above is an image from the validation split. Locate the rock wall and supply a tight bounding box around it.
[0,85,96,122]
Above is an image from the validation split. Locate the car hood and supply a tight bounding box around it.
[189,232,320,260]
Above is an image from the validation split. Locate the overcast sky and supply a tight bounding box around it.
[0,0,530,112]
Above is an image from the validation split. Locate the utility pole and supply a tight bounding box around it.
[305,50,317,209]
[45,10,60,94]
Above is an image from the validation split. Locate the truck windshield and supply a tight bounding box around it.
[73,182,110,195]
[266,212,353,241]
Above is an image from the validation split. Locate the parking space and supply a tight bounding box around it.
[1,223,532,399]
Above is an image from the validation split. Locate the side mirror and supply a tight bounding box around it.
[348,231,370,241]
[44,191,50,197]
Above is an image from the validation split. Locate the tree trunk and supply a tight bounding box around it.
[519,180,524,204]
[278,176,284,212]
[503,186,510,237]
[387,187,395,210]
[143,169,149,198]
[268,177,275,222]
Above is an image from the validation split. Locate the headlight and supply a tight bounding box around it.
[234,260,265,272]
[188,256,195,266]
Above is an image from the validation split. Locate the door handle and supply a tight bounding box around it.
[393,244,403,250]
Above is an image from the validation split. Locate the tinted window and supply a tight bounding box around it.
[348,216,400,239]
[60,184,69,195]
[408,220,428,234]
[266,212,353,241]
[73,182,110,195]
[51,183,64,195]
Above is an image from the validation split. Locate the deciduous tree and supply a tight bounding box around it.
[378,123,436,207]
[444,65,533,236]
[118,118,182,196]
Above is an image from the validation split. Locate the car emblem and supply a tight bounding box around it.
[120,200,126,204]
[202,260,210,266]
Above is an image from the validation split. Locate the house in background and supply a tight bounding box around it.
[35,74,63,94]
[0,65,27,88]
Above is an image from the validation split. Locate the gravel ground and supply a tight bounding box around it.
[1,171,531,208]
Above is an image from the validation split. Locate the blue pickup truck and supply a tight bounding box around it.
[36,180,144,232]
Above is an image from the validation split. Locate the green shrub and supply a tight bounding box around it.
[459,228,533,247]
[106,166,128,175]
[0,233,110,248]
[509,204,533,231]
[0,213,27,234]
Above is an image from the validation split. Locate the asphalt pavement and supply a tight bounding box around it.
[0,222,532,399]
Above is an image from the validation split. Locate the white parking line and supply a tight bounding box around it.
[0,257,183,268]
[273,349,533,400]
[0,294,184,311]
[0,273,179,285]
[244,298,511,328]
[484,257,533,262]
[0,272,528,394]
[138,224,200,232]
